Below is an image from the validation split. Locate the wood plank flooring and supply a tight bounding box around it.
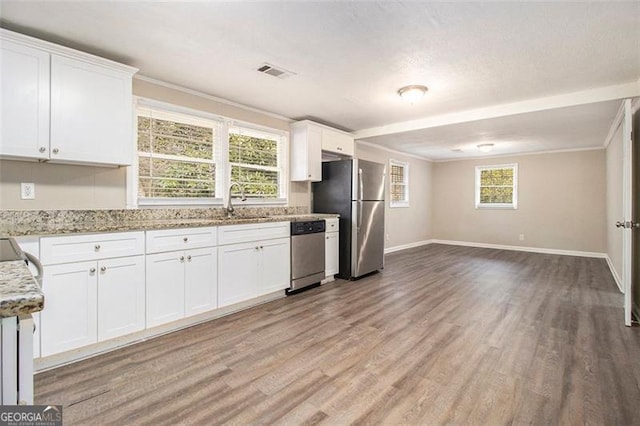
[35,244,640,425]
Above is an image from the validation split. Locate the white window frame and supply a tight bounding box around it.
[389,159,410,208]
[127,97,289,208]
[475,163,518,209]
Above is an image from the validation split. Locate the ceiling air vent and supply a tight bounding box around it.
[257,63,295,79]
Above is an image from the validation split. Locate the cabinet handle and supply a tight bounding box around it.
[255,246,259,251]
[183,237,188,242]
[100,266,107,273]
[94,244,101,251]
[39,147,46,153]
[89,267,96,274]
[180,256,185,262]
[260,246,263,249]
[337,146,343,151]
[187,255,192,261]
[52,148,59,154]
[326,236,329,239]
[308,174,312,178]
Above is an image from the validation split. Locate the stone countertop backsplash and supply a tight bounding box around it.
[0,206,339,237]
[0,260,44,317]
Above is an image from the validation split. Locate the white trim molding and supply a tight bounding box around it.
[604,255,624,293]
[431,239,607,259]
[384,240,433,254]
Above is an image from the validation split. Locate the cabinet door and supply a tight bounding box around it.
[290,124,322,181]
[41,261,97,357]
[218,242,260,308]
[259,237,291,295]
[50,55,132,165]
[325,232,339,276]
[185,247,217,316]
[97,256,145,341]
[321,128,354,156]
[0,40,49,159]
[146,252,185,328]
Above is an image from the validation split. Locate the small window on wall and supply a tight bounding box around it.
[475,163,518,209]
[390,159,409,208]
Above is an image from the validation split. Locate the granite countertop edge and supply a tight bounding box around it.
[2,213,341,238]
[0,261,43,318]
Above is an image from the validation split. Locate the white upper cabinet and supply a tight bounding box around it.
[50,55,133,165]
[0,40,50,159]
[290,122,322,181]
[0,29,137,166]
[321,127,354,156]
[289,120,355,181]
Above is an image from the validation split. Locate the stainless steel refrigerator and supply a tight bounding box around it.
[312,159,385,279]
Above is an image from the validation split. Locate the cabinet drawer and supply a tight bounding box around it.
[41,232,144,265]
[218,221,289,246]
[325,217,339,233]
[146,227,217,254]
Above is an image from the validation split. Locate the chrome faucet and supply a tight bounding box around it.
[226,182,247,218]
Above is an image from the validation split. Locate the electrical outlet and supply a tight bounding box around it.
[21,183,35,200]
[519,234,525,241]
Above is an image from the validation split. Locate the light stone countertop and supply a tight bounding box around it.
[2,213,340,237]
[0,260,43,317]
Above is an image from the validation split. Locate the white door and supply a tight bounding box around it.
[0,40,50,159]
[41,261,98,357]
[259,237,291,295]
[218,242,260,307]
[50,54,132,165]
[146,251,185,328]
[184,247,217,316]
[97,256,145,341]
[620,99,635,326]
[325,232,339,277]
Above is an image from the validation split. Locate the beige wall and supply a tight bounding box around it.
[432,150,607,253]
[606,125,624,281]
[0,78,311,210]
[355,142,433,250]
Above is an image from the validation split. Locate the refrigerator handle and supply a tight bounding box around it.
[357,200,363,230]
[358,168,364,201]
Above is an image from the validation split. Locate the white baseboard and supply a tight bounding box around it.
[604,255,624,293]
[431,239,607,259]
[385,239,433,254]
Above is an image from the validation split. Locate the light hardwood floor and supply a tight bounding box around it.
[35,244,640,425]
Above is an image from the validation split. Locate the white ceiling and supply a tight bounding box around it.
[1,1,638,160]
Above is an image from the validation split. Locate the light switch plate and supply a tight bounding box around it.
[21,183,35,200]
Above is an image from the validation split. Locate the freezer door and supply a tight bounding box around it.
[352,159,386,201]
[351,200,385,277]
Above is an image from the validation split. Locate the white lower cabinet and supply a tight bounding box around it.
[97,256,145,341]
[185,247,218,316]
[218,242,261,307]
[146,247,217,328]
[41,261,98,357]
[325,231,339,277]
[259,238,291,295]
[41,256,146,357]
[218,222,291,308]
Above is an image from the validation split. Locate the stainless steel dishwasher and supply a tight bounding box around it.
[289,220,326,293]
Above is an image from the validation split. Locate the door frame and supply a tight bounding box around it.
[622,99,632,326]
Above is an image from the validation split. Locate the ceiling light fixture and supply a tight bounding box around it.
[477,143,494,153]
[398,85,428,103]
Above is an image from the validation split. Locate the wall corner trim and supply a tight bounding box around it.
[604,254,624,293]
[384,240,433,254]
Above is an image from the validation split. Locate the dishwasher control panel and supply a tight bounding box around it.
[291,220,326,235]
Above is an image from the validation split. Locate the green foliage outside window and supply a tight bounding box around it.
[229,133,280,198]
[479,168,514,204]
